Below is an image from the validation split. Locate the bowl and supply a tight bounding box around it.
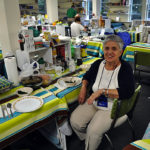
[16,87,33,97]
[57,77,81,88]
[21,76,42,89]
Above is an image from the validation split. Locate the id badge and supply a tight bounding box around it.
[97,94,108,107]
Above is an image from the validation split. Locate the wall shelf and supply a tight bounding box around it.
[109,12,129,15]
[29,47,48,53]
[58,0,86,20]
[100,0,131,22]
[107,4,129,7]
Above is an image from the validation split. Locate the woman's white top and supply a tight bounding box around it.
[71,22,84,37]
[92,60,121,110]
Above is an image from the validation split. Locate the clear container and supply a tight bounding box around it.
[55,66,62,76]
[74,45,81,60]
[69,59,76,72]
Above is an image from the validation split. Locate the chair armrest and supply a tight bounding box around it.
[111,85,141,119]
[111,99,121,119]
[111,98,133,120]
[109,85,141,130]
[109,99,121,130]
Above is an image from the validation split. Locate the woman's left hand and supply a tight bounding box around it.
[87,89,103,105]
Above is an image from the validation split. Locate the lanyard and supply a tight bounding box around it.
[98,62,116,89]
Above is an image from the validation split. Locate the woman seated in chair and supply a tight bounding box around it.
[70,34,135,150]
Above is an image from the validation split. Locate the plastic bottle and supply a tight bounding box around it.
[69,59,76,72]
[99,15,103,27]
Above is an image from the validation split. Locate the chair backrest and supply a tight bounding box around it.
[111,85,141,119]
[134,51,150,67]
[117,32,131,50]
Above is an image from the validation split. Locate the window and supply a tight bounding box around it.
[38,0,46,14]
[146,0,150,20]
[130,0,142,20]
[100,0,130,21]
[100,0,143,21]
[100,0,109,19]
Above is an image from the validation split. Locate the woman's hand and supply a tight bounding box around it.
[87,89,103,105]
[78,86,87,104]
[78,80,88,104]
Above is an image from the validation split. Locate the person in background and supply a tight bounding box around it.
[75,13,80,18]
[71,16,87,37]
[70,35,135,150]
[67,3,77,26]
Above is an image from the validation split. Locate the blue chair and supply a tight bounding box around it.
[117,32,131,50]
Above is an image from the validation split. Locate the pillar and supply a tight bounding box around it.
[92,0,100,18]
[0,0,21,57]
[46,0,58,23]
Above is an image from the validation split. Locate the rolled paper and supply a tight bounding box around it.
[4,57,19,85]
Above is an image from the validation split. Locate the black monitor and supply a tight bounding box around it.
[65,26,71,37]
[0,59,6,77]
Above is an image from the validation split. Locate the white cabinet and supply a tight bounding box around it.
[29,47,53,64]
[18,30,71,66]
[42,25,56,32]
[19,30,53,64]
[28,41,71,65]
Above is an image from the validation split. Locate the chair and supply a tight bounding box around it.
[104,85,141,150]
[134,51,150,84]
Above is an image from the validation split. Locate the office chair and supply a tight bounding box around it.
[104,85,141,150]
[134,51,150,84]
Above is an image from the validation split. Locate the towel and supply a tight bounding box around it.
[0,76,12,91]
[86,41,101,57]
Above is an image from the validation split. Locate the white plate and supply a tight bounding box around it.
[13,96,43,112]
[80,64,91,71]
[16,87,33,97]
[57,77,82,88]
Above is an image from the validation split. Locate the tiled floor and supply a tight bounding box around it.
[2,72,150,150]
